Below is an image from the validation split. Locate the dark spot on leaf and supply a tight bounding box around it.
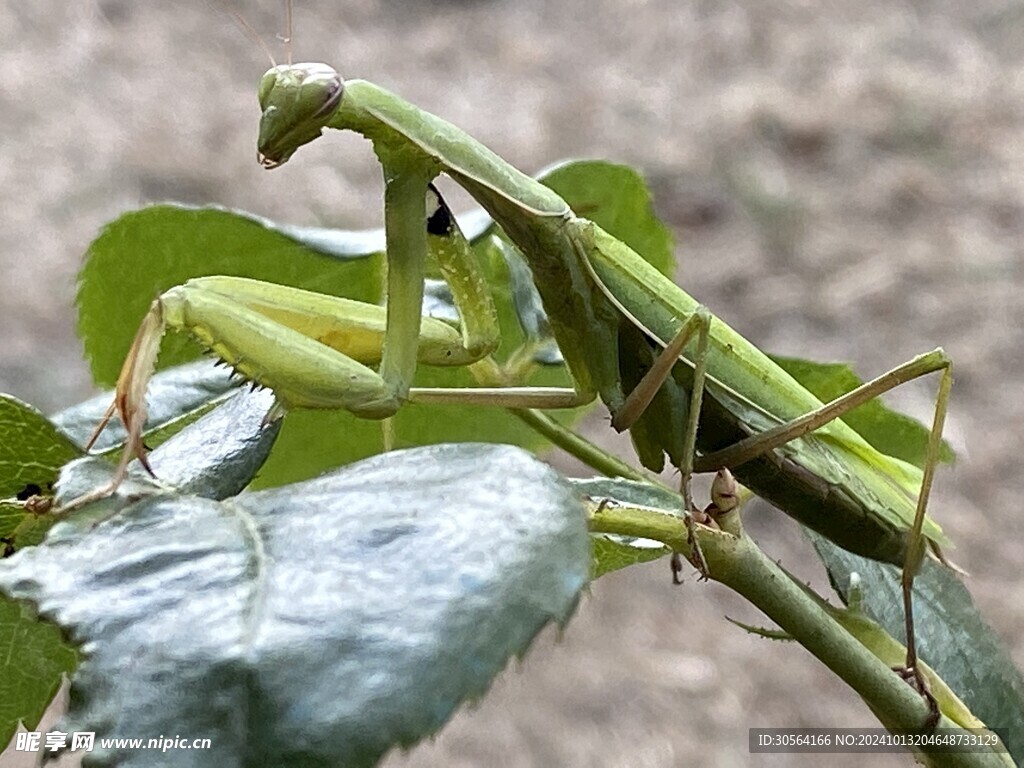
[16,483,42,501]
[362,523,418,548]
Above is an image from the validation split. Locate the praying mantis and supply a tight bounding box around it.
[75,55,955,710]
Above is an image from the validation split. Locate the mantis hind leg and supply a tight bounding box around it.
[901,359,952,726]
[694,348,953,722]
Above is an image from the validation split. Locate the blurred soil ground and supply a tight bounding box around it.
[2,1,1023,766]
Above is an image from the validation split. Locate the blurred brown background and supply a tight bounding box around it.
[2,1,1023,766]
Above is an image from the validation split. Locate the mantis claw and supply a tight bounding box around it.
[71,300,166,511]
[683,515,711,581]
[893,664,941,730]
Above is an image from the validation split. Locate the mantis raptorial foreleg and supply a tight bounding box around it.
[69,183,591,510]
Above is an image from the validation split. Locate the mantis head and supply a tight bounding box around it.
[257,63,344,169]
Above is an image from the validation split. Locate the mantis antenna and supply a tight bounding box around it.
[284,0,294,65]
[219,1,277,68]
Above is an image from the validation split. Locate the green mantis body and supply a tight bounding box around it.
[249,64,950,567]
[85,63,953,634]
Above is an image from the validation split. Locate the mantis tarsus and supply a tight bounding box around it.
[76,58,955,712]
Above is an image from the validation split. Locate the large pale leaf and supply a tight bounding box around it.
[51,360,241,452]
[0,383,281,755]
[0,444,589,767]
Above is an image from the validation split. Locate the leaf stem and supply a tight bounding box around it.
[513,408,651,483]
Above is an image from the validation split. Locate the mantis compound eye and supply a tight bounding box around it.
[309,68,344,118]
[257,63,345,169]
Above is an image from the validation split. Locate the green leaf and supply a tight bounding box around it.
[0,597,78,751]
[589,534,670,579]
[0,395,84,551]
[0,398,82,747]
[810,532,1024,763]
[771,355,954,469]
[0,395,82,500]
[77,205,386,387]
[0,444,590,768]
[571,477,682,578]
[540,161,675,276]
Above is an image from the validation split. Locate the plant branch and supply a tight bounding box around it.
[587,501,1012,767]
